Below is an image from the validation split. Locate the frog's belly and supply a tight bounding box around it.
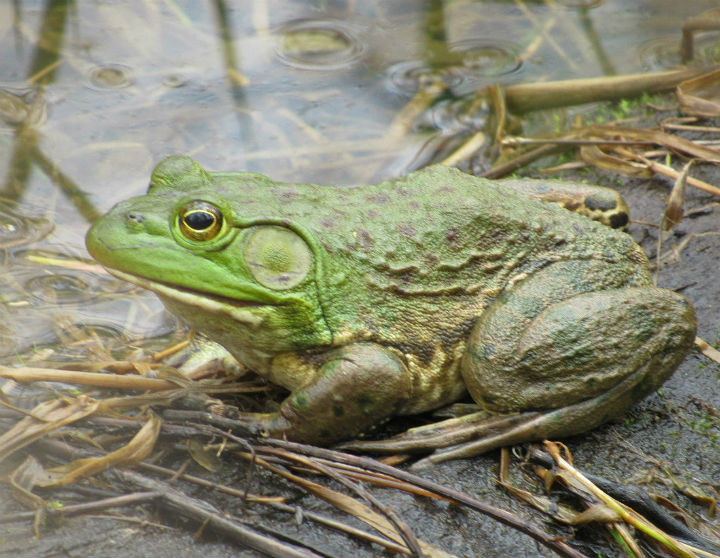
[397,343,468,415]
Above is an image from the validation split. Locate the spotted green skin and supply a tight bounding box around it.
[86,156,697,446]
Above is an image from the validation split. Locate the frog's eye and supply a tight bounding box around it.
[178,201,223,241]
[244,226,312,290]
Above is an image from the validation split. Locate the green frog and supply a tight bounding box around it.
[86,155,696,459]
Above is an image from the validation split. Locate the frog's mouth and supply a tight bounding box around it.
[103,267,266,326]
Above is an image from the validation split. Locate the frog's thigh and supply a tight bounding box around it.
[462,266,696,415]
[279,343,411,445]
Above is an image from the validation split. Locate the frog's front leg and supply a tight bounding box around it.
[228,343,412,445]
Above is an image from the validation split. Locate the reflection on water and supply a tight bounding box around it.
[0,0,716,364]
[0,246,182,359]
[451,40,522,77]
[386,59,468,96]
[0,86,46,127]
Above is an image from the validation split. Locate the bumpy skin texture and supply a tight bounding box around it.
[86,156,697,446]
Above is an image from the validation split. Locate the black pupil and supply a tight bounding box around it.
[184,210,215,231]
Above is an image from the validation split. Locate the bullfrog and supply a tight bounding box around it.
[86,155,696,460]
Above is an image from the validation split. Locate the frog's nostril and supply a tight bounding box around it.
[126,212,144,224]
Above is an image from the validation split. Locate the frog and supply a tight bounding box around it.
[85,155,696,461]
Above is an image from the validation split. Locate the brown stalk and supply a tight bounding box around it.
[504,67,713,113]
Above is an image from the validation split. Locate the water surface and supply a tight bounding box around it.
[0,0,715,364]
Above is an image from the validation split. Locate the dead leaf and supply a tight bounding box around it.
[187,439,222,472]
[589,125,720,163]
[245,453,457,558]
[580,145,652,178]
[7,456,53,508]
[0,364,183,391]
[695,337,720,365]
[569,504,622,525]
[677,69,720,117]
[0,397,100,464]
[37,414,162,486]
[663,160,694,230]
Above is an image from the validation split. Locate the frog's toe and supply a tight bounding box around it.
[336,411,540,454]
[163,334,244,380]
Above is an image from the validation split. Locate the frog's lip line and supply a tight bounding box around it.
[103,267,266,326]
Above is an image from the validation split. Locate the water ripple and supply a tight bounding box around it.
[275,19,365,70]
[87,63,134,90]
[386,40,520,97]
[0,205,52,249]
[450,40,521,79]
[25,274,92,305]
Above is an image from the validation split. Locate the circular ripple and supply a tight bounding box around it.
[10,321,130,364]
[25,274,91,305]
[162,74,189,88]
[0,206,52,249]
[275,19,365,70]
[449,40,521,78]
[556,0,602,7]
[636,37,683,71]
[70,322,129,343]
[385,60,465,96]
[386,41,519,97]
[0,85,38,126]
[87,63,134,90]
[0,209,30,245]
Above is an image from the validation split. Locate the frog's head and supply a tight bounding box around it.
[86,155,331,354]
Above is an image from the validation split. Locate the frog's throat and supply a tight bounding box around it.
[103,268,264,326]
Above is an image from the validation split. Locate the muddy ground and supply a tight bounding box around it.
[0,137,718,558]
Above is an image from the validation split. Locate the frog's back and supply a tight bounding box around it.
[220,164,650,328]
[292,165,641,264]
[306,164,650,296]
[234,165,647,341]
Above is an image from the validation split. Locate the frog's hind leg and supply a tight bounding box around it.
[452,268,695,461]
[460,277,696,423]
[337,333,689,465]
[413,348,684,468]
[340,347,686,467]
[340,261,696,465]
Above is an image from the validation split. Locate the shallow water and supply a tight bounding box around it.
[0,0,716,369]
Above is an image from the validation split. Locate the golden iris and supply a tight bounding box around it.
[178,201,223,241]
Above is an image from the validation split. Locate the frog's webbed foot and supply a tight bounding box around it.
[498,178,630,230]
[336,411,540,455]
[165,342,413,445]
